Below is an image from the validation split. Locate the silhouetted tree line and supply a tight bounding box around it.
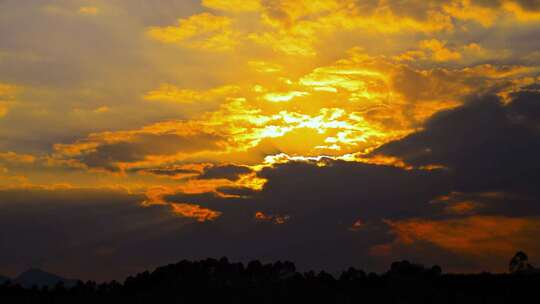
[1,252,539,303]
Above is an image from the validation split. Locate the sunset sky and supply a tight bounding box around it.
[2,0,540,281]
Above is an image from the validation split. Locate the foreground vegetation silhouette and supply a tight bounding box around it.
[1,252,539,303]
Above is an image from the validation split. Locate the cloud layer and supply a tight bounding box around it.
[1,0,540,280]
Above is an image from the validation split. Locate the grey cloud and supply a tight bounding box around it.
[74,133,225,171]
[198,164,252,180]
[514,0,540,11]
[0,188,189,281]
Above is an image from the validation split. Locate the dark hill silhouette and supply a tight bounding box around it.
[14,268,77,288]
[0,252,539,303]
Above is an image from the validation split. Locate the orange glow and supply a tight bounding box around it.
[0,83,19,117]
[78,6,99,15]
[444,201,478,215]
[0,152,36,164]
[255,211,290,224]
[379,216,540,258]
[349,219,364,231]
[171,203,221,222]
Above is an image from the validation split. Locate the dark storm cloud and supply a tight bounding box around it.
[255,160,451,221]
[167,157,452,226]
[198,164,252,180]
[154,158,455,273]
[0,188,191,281]
[0,159,454,280]
[136,167,200,177]
[215,186,258,197]
[124,162,253,180]
[373,91,540,198]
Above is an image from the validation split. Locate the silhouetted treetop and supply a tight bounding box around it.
[2,256,540,304]
[509,251,534,273]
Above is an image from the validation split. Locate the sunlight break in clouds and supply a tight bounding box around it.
[2,0,540,279]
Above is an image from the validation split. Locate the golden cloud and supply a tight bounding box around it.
[202,0,261,12]
[0,83,19,118]
[255,211,290,224]
[503,1,540,21]
[171,203,222,222]
[249,0,454,56]
[0,103,8,117]
[248,61,283,73]
[51,43,537,183]
[0,151,36,164]
[226,0,540,57]
[263,91,309,102]
[419,39,462,62]
[147,13,239,51]
[78,6,99,15]
[144,84,240,103]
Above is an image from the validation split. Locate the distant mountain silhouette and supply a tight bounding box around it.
[14,268,76,288]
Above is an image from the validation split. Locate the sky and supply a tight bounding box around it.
[1,0,540,281]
